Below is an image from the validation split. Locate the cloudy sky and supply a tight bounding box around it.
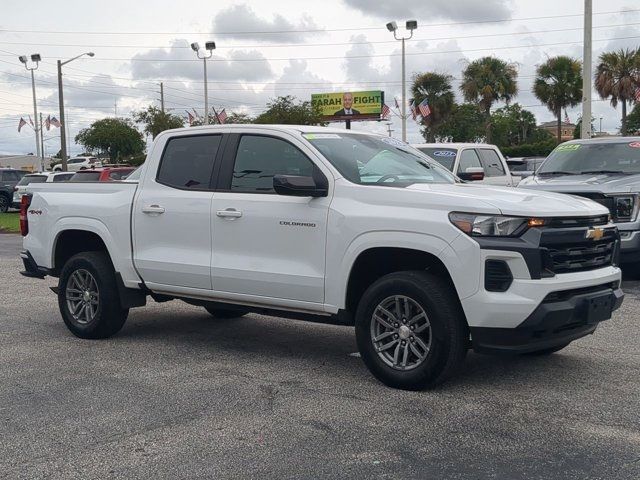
[0,0,638,155]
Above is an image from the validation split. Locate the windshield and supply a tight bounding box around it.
[17,175,47,186]
[305,133,456,186]
[415,147,457,171]
[538,141,640,175]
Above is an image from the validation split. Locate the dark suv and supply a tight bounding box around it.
[0,168,28,212]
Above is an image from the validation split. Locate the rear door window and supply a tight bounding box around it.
[1,171,19,182]
[157,135,221,190]
[478,149,506,177]
[52,173,74,182]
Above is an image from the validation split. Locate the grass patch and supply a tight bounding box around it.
[0,213,20,233]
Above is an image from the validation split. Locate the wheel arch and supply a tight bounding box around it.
[51,220,118,275]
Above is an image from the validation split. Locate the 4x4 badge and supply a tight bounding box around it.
[585,228,604,241]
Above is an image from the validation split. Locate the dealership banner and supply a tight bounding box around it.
[311,91,384,121]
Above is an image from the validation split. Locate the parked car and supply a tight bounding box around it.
[0,168,28,212]
[519,137,640,268]
[507,156,547,183]
[19,125,623,390]
[12,172,75,208]
[412,143,514,186]
[70,167,136,182]
[52,156,101,172]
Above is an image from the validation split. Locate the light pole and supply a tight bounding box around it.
[57,52,94,171]
[599,115,603,134]
[387,20,417,142]
[191,41,216,125]
[18,54,42,164]
[581,0,592,139]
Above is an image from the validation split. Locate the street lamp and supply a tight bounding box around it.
[599,115,603,134]
[386,20,417,142]
[19,53,42,168]
[191,41,216,125]
[57,52,94,171]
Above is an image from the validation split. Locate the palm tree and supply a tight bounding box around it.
[533,56,582,142]
[411,72,455,142]
[460,57,518,143]
[595,48,640,135]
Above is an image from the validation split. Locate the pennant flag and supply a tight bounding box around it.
[18,117,27,132]
[45,115,51,131]
[185,110,195,126]
[409,100,417,120]
[394,97,400,109]
[381,104,390,119]
[28,115,34,126]
[217,108,228,124]
[50,116,61,128]
[418,99,431,118]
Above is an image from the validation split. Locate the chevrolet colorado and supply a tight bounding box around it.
[19,125,624,390]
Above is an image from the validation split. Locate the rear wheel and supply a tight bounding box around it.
[0,194,9,213]
[355,271,468,390]
[204,306,249,319]
[58,251,129,339]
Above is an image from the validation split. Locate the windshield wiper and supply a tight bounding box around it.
[579,170,627,175]
[537,171,578,176]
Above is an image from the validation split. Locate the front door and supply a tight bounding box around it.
[211,133,331,304]
[133,134,222,290]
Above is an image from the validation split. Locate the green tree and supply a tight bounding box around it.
[572,115,597,139]
[75,118,145,161]
[595,48,640,135]
[490,103,537,147]
[625,103,640,134]
[225,112,254,124]
[133,106,184,139]
[436,103,486,142]
[533,56,583,142]
[254,95,325,125]
[460,56,518,142]
[411,72,455,142]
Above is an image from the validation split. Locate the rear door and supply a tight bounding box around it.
[210,132,331,304]
[133,133,224,290]
[476,148,513,186]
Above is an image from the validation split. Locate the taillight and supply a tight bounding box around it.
[19,194,31,236]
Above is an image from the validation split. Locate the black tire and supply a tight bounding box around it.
[204,306,249,319]
[58,251,129,339]
[355,271,468,390]
[524,342,570,356]
[0,194,9,213]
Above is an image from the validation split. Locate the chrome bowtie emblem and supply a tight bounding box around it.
[585,227,604,241]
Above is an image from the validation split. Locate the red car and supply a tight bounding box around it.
[70,167,136,182]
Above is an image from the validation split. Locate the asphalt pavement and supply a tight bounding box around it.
[1,233,639,479]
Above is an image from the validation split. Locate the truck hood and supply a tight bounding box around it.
[405,183,608,217]
[518,172,640,194]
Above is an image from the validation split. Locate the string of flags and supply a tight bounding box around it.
[17,115,60,132]
[185,108,228,126]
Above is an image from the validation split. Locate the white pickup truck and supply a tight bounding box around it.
[19,125,624,390]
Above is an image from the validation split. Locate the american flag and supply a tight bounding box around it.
[28,115,34,126]
[18,117,26,132]
[418,99,431,118]
[50,116,61,128]
[635,87,640,103]
[45,115,51,131]
[192,108,200,120]
[185,110,195,125]
[381,104,390,119]
[217,108,228,124]
[409,100,417,120]
[564,109,570,124]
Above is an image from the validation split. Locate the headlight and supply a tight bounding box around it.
[611,194,639,222]
[449,213,543,237]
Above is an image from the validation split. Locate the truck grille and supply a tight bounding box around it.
[546,238,616,274]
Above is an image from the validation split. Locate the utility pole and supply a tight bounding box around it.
[160,82,165,113]
[114,100,117,117]
[581,0,592,139]
[39,113,45,171]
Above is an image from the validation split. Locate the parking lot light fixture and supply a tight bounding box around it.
[57,52,95,171]
[18,53,42,164]
[192,41,216,125]
[387,20,417,142]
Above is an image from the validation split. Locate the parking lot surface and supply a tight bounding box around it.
[1,234,639,479]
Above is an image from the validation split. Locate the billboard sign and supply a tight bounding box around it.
[311,90,384,122]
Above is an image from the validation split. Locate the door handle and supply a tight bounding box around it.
[216,208,242,219]
[142,204,165,214]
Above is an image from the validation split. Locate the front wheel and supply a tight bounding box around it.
[355,271,468,390]
[58,251,129,339]
[0,195,9,213]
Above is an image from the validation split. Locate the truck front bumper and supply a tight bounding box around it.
[470,281,623,354]
[619,229,640,263]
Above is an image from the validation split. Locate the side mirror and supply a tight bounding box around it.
[273,174,328,197]
[458,166,485,182]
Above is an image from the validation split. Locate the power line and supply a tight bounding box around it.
[0,9,637,35]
